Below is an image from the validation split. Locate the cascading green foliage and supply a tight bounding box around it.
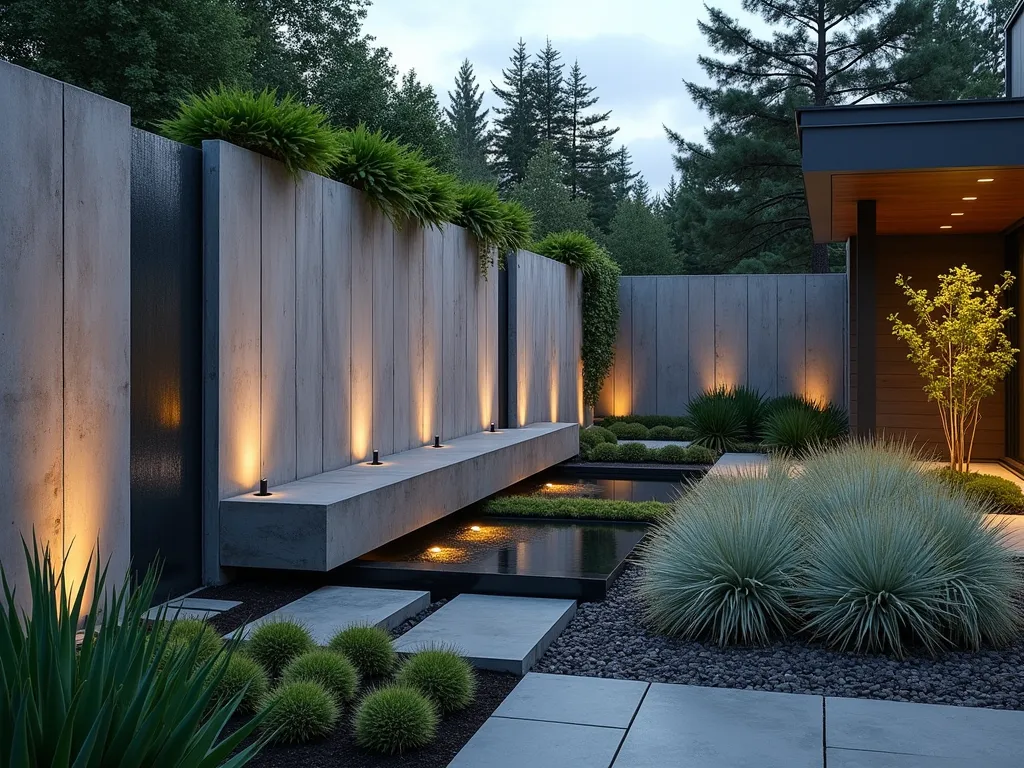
[639,465,804,645]
[160,86,342,176]
[451,183,532,276]
[532,232,621,407]
[0,539,269,767]
[332,125,426,225]
[796,440,1020,656]
[404,157,459,229]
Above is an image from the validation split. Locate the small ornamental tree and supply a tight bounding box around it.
[889,266,1017,472]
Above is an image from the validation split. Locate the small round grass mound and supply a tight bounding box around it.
[396,647,476,713]
[328,625,397,679]
[215,651,270,713]
[588,426,617,444]
[648,425,674,440]
[247,620,315,678]
[282,649,360,707]
[934,468,1024,513]
[353,685,438,755]
[618,442,649,463]
[261,680,339,744]
[588,442,620,462]
[607,422,649,440]
[167,619,223,664]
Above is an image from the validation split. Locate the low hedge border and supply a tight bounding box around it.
[484,496,670,523]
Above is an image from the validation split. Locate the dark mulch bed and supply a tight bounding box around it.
[191,577,321,636]
[237,670,518,768]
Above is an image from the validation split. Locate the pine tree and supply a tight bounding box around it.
[510,142,595,240]
[530,39,567,145]
[491,39,538,190]
[607,195,681,276]
[670,0,932,273]
[609,146,639,203]
[445,59,493,183]
[385,70,454,172]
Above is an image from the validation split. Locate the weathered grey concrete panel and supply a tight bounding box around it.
[349,194,374,462]
[805,275,847,406]
[295,172,323,478]
[423,228,444,443]
[465,231,480,433]
[631,278,658,414]
[687,276,716,396]
[441,228,459,438]
[747,275,779,398]
[613,278,633,416]
[322,180,352,470]
[656,277,688,415]
[393,228,413,452]
[777,275,807,397]
[62,83,131,588]
[260,159,297,485]
[372,211,395,456]
[452,230,469,437]
[0,61,64,602]
[714,276,748,390]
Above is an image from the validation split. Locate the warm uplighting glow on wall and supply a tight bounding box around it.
[479,364,493,430]
[549,374,560,423]
[351,403,371,462]
[803,370,835,407]
[157,385,181,429]
[518,347,530,427]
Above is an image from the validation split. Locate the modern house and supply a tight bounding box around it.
[795,3,1024,464]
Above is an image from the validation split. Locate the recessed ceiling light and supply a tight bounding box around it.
[940,225,953,229]
[963,196,977,201]
[951,212,964,216]
[978,178,995,183]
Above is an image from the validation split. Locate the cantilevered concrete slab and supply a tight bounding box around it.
[393,593,576,674]
[225,586,429,644]
[220,422,578,571]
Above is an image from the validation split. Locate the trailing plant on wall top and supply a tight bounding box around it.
[451,183,533,276]
[533,231,621,407]
[160,86,342,176]
[890,266,1017,472]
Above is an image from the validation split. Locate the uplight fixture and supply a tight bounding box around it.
[429,546,442,553]
[470,525,481,532]
[433,435,442,448]
[369,449,382,465]
[489,422,496,433]
[255,478,271,497]
[978,178,995,183]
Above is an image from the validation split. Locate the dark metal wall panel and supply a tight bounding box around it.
[130,128,203,600]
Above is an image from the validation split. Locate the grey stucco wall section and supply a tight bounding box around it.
[597,274,849,416]
[1,60,130,607]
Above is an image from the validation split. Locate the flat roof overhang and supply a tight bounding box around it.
[797,98,1024,243]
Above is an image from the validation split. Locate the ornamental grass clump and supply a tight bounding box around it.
[451,184,532,276]
[0,539,269,767]
[247,619,316,678]
[160,86,342,176]
[396,647,477,713]
[215,652,271,714]
[353,685,438,755]
[260,680,338,744]
[332,125,425,225]
[685,390,745,453]
[328,625,397,679]
[167,618,224,665]
[282,649,360,707]
[638,465,803,646]
[795,440,1021,656]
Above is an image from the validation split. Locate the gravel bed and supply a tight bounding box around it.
[535,565,1024,710]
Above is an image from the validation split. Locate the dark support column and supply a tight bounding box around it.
[1005,233,1020,460]
[502,253,518,428]
[856,200,877,437]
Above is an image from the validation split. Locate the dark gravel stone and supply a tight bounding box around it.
[534,564,1024,711]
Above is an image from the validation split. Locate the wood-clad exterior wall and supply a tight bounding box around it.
[851,233,1007,460]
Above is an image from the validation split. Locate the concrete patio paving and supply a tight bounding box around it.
[449,673,1024,767]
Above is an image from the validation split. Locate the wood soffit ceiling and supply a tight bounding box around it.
[830,168,1024,240]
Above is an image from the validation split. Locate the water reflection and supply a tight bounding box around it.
[502,472,685,503]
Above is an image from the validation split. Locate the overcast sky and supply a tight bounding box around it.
[362,0,758,194]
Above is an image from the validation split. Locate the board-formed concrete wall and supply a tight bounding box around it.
[597,274,848,416]
[203,140,501,578]
[0,60,131,609]
[511,250,584,427]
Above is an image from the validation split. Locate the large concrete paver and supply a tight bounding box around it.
[611,683,823,768]
[826,696,1024,762]
[493,673,649,728]
[447,717,624,768]
[226,585,429,643]
[145,597,241,622]
[827,748,1016,768]
[393,593,576,674]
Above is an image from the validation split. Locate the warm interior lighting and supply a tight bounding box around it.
[962,196,977,201]
[940,225,953,229]
[951,212,964,216]
[977,178,995,183]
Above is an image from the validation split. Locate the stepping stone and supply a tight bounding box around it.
[145,597,241,622]
[493,673,648,728]
[447,716,624,768]
[613,683,822,768]
[826,696,1024,763]
[227,586,429,644]
[393,593,576,674]
[827,748,1015,768]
